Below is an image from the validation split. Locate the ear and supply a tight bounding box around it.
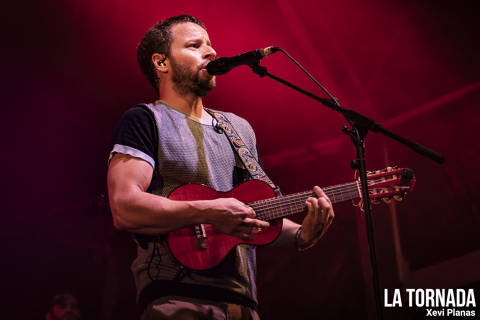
[152,53,168,73]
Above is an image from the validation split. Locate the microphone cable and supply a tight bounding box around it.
[275,47,341,108]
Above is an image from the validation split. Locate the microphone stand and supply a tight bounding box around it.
[249,63,444,320]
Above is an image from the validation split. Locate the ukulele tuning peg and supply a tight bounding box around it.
[402,169,415,180]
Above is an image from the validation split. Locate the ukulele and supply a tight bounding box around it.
[167,167,415,270]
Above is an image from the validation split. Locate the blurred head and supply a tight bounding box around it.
[46,293,81,320]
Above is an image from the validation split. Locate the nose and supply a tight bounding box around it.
[204,46,216,61]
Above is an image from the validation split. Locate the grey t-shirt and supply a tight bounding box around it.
[110,102,259,308]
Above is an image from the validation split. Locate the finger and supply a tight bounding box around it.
[245,225,262,235]
[318,196,330,209]
[313,186,331,204]
[318,212,335,238]
[313,198,322,224]
[235,207,255,218]
[235,213,249,220]
[232,198,255,217]
[307,200,320,229]
[305,199,313,214]
[243,205,256,217]
[327,208,335,225]
[306,197,319,216]
[251,227,262,234]
[305,199,321,231]
[242,218,270,228]
[313,186,327,198]
[318,197,331,224]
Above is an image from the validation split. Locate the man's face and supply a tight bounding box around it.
[167,22,217,97]
[50,295,80,320]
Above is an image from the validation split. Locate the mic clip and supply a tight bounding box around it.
[249,62,267,77]
[212,118,224,134]
[214,124,224,134]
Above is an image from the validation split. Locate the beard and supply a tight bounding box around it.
[170,57,216,97]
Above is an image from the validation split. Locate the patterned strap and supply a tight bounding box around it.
[205,108,277,189]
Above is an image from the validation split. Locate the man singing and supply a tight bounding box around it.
[107,15,334,320]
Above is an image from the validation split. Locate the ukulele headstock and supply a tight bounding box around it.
[365,166,416,204]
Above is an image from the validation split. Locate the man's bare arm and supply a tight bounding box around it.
[107,154,269,239]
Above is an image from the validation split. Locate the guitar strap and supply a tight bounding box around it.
[205,108,279,193]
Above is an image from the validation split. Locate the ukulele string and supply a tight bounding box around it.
[249,177,404,220]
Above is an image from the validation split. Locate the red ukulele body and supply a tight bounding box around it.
[168,180,283,270]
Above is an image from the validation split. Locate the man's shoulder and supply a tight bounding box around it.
[121,104,155,121]
[222,111,248,123]
[211,109,253,131]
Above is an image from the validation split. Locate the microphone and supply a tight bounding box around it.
[206,46,280,75]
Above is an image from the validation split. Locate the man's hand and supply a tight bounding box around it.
[205,198,270,241]
[298,186,335,250]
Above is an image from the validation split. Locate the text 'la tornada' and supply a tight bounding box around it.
[384,288,476,307]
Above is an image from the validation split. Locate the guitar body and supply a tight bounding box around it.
[168,180,283,270]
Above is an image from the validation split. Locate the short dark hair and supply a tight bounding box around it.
[137,15,206,92]
[49,293,78,311]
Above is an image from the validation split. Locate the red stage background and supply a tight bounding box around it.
[2,0,479,319]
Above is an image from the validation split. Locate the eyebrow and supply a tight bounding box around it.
[184,37,212,47]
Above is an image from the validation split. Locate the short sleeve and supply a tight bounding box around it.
[109,105,158,169]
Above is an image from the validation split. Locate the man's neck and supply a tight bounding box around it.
[158,92,206,119]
